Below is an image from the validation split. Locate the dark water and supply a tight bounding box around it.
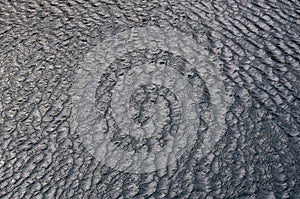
[0,0,299,198]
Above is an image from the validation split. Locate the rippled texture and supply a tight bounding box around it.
[0,0,299,198]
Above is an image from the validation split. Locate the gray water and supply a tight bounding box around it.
[0,0,299,198]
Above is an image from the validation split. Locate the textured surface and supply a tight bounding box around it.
[0,0,300,198]
[70,26,231,174]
